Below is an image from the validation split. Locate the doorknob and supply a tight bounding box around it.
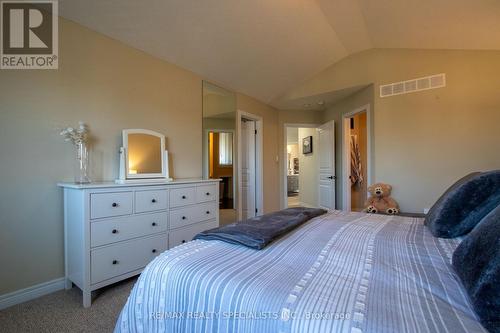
[327,176,336,180]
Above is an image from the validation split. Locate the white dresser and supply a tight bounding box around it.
[58,179,220,307]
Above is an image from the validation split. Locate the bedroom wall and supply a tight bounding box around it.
[0,18,279,295]
[288,49,500,213]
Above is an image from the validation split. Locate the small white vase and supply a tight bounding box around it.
[75,142,91,184]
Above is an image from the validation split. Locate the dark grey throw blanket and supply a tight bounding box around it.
[193,207,327,249]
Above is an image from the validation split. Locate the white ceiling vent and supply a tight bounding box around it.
[380,73,446,98]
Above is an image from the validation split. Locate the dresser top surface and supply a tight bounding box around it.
[58,178,220,189]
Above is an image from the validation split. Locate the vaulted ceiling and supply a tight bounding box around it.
[59,0,500,107]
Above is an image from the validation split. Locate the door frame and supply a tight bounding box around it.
[341,104,372,211]
[282,123,319,209]
[237,110,263,220]
[203,128,236,208]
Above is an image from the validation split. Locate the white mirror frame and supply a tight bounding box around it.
[122,129,166,179]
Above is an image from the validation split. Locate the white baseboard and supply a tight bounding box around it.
[0,277,65,311]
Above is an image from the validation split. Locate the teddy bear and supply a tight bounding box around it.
[364,183,400,215]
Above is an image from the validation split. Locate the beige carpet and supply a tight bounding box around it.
[287,196,301,207]
[219,209,237,226]
[0,277,137,333]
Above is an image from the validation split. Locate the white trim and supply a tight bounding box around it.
[0,278,65,310]
[237,110,263,220]
[281,123,319,209]
[341,104,372,211]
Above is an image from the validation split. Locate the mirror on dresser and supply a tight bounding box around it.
[202,81,237,225]
[117,129,171,183]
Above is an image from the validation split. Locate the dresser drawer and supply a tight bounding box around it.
[169,220,218,248]
[90,192,133,219]
[91,234,167,284]
[196,184,217,203]
[195,203,217,222]
[170,203,217,229]
[170,187,196,208]
[90,212,168,247]
[135,189,168,213]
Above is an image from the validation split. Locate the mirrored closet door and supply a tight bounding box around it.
[202,81,237,226]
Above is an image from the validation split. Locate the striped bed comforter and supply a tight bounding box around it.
[115,210,486,333]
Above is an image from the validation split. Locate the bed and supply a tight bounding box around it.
[115,210,486,333]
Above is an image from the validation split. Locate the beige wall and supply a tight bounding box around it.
[298,128,319,207]
[290,49,500,213]
[0,18,278,295]
[203,118,235,130]
[202,94,236,118]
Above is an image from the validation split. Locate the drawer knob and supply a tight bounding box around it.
[206,211,210,214]
[151,199,157,203]
[152,222,157,226]
[182,195,186,199]
[182,216,186,220]
[181,240,186,243]
[206,192,210,196]
[112,260,119,265]
[112,202,119,208]
[112,229,118,234]
[152,249,157,253]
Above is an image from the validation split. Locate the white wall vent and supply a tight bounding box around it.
[380,73,446,98]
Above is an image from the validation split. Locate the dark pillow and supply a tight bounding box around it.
[452,204,500,333]
[425,170,500,238]
[425,172,481,220]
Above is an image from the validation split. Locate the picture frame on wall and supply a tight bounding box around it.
[302,136,313,154]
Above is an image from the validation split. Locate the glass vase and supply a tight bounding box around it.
[75,142,91,184]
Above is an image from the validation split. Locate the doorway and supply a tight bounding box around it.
[283,122,336,210]
[237,110,263,220]
[285,127,301,207]
[342,104,372,211]
[204,129,236,225]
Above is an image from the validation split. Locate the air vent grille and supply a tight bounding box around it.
[380,73,446,98]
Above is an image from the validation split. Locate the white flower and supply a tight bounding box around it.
[60,122,90,146]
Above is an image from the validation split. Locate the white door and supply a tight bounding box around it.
[318,121,336,210]
[241,119,256,218]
